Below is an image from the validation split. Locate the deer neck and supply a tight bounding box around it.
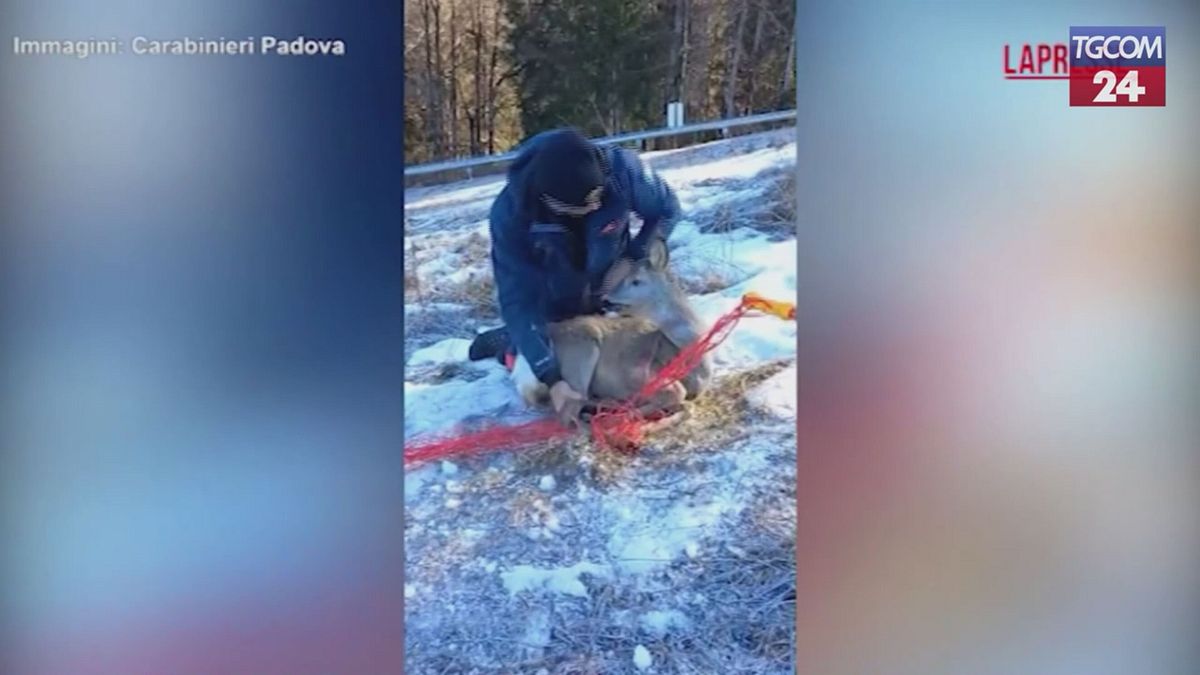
[639,289,703,350]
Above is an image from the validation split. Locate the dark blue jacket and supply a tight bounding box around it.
[489,131,681,386]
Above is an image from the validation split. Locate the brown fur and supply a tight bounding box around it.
[544,239,711,420]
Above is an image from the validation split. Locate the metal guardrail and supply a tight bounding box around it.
[404,108,796,178]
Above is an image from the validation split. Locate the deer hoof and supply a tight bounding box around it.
[639,407,688,436]
[557,400,586,430]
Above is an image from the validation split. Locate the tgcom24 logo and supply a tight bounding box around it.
[1003,26,1165,106]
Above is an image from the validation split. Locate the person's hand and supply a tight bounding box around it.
[550,380,587,428]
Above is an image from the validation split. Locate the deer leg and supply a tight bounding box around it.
[615,381,687,440]
[635,381,687,419]
[639,407,691,436]
[553,339,601,426]
[680,358,712,400]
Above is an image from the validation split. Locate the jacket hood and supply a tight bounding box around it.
[504,128,608,220]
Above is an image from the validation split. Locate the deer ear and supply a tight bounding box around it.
[646,237,669,270]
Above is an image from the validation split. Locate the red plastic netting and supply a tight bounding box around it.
[586,298,757,450]
[403,294,790,467]
[402,418,571,466]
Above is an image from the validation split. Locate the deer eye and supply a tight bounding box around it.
[631,279,642,286]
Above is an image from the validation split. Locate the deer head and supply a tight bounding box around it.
[601,238,672,311]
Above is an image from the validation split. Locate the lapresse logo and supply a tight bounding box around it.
[1002,26,1165,107]
[1069,26,1165,106]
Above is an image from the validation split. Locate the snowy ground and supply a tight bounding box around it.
[404,128,797,674]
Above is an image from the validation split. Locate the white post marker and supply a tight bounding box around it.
[665,101,684,129]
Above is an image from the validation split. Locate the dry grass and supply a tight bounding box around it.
[406,361,489,386]
[739,167,797,241]
[405,230,498,316]
[407,538,796,674]
[404,237,424,303]
[456,230,492,262]
[699,200,739,237]
[507,358,794,488]
[648,359,793,455]
[513,434,592,477]
[405,357,797,674]
[667,510,796,671]
[442,272,498,318]
[404,229,501,363]
[763,167,796,232]
[677,269,734,295]
[418,494,797,675]
[694,167,796,242]
[680,359,791,424]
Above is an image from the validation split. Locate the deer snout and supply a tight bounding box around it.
[600,289,630,306]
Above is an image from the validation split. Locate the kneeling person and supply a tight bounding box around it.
[468,128,681,422]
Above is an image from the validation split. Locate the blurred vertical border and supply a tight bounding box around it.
[795,1,1199,673]
[1,1,406,673]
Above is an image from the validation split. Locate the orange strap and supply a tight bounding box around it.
[741,292,796,321]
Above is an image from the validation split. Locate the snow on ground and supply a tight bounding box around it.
[501,561,612,598]
[404,127,794,236]
[633,644,653,670]
[641,609,691,637]
[404,128,796,674]
[602,433,778,576]
[746,363,798,419]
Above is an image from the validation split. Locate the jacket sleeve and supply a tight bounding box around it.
[617,148,681,258]
[489,203,562,386]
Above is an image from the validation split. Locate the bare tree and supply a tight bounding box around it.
[781,19,795,100]
[448,0,460,155]
[486,2,507,154]
[404,0,794,162]
[747,1,767,110]
[432,0,445,156]
[723,1,748,120]
[468,1,485,154]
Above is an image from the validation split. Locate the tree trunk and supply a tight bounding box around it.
[694,0,720,120]
[781,9,795,104]
[723,1,748,122]
[421,0,441,157]
[486,2,501,154]
[448,1,458,156]
[471,2,484,155]
[748,1,767,112]
[612,61,622,135]
[662,0,689,150]
[680,0,690,109]
[433,0,445,157]
[668,0,685,104]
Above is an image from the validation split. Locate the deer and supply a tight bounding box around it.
[511,238,712,427]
